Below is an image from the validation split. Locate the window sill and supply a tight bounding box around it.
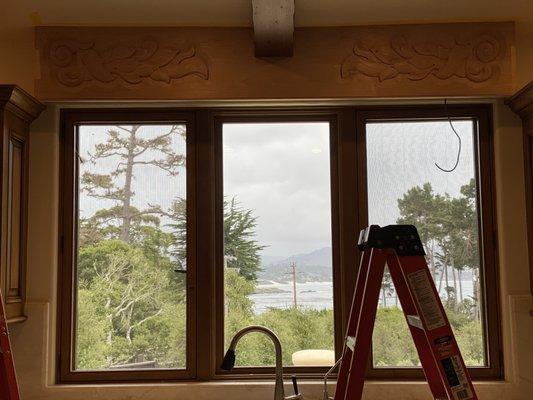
[39,379,522,400]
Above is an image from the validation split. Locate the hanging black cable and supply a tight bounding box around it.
[435,98,462,173]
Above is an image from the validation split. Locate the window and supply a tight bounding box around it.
[58,106,501,383]
[58,111,196,382]
[357,107,501,379]
[219,121,335,369]
[367,120,485,368]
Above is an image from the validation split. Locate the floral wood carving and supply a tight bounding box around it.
[341,33,504,83]
[48,38,209,87]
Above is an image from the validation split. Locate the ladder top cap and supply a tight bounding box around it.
[357,225,426,256]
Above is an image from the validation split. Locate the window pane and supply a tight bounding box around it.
[75,124,187,371]
[366,120,486,367]
[222,123,334,367]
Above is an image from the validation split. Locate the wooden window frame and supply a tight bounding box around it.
[355,105,502,380]
[57,105,502,384]
[58,109,198,383]
[211,110,351,379]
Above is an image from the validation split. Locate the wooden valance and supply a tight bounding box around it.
[35,22,515,101]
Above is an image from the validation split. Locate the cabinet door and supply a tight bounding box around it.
[2,113,28,322]
[524,118,533,297]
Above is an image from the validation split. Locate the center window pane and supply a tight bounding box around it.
[222,122,334,367]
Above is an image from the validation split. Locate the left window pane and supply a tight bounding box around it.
[75,124,187,371]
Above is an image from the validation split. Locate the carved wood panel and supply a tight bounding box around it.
[35,23,515,101]
[340,32,506,83]
[48,38,208,87]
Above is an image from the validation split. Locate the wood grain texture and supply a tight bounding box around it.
[506,82,533,297]
[35,23,515,101]
[252,0,294,57]
[0,86,44,323]
[506,81,533,121]
[7,138,23,301]
[0,86,45,122]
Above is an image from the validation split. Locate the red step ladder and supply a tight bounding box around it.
[334,225,477,400]
[0,290,20,400]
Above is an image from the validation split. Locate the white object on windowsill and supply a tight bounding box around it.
[292,350,335,366]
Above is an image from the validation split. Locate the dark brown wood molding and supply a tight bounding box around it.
[0,85,45,123]
[0,85,43,324]
[506,82,533,121]
[252,0,294,57]
[506,81,533,297]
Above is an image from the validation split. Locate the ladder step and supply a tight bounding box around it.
[407,315,424,330]
[345,335,355,351]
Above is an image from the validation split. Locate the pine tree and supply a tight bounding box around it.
[81,124,185,243]
[167,196,264,281]
[166,197,187,271]
[397,183,447,280]
[223,198,264,281]
[396,180,480,318]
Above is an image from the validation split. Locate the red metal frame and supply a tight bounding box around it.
[335,236,477,400]
[0,290,20,400]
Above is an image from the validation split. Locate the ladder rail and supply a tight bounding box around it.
[0,290,20,400]
[392,254,477,400]
[333,249,372,400]
[333,225,478,400]
[387,253,448,399]
[339,248,388,400]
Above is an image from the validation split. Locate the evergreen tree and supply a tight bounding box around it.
[166,197,187,271]
[224,198,264,281]
[397,183,447,279]
[167,196,264,281]
[80,124,185,243]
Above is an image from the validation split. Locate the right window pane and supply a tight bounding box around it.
[366,120,487,367]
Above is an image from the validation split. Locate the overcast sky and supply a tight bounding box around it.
[223,123,332,257]
[78,124,187,220]
[367,120,476,226]
[78,120,476,259]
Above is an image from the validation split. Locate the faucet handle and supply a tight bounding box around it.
[283,375,302,400]
[291,375,299,395]
[220,349,236,371]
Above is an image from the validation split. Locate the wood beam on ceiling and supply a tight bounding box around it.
[252,0,294,57]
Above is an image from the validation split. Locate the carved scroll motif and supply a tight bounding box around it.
[48,38,209,87]
[341,33,504,83]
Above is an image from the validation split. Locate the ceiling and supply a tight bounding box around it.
[4,0,533,27]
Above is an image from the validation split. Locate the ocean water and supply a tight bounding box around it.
[249,281,334,314]
[248,280,476,314]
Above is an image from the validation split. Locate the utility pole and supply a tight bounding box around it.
[291,262,298,309]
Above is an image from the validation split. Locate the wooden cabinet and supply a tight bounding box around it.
[0,85,45,323]
[506,81,533,297]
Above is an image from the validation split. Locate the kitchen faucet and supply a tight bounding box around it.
[221,325,302,400]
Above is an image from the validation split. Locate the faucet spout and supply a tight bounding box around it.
[221,325,285,400]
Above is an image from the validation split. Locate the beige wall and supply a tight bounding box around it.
[0,3,38,95]
[1,18,533,400]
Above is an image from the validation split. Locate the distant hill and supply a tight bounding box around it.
[258,247,332,283]
[257,247,476,284]
[259,254,286,266]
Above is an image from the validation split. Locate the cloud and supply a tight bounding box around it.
[224,123,332,256]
